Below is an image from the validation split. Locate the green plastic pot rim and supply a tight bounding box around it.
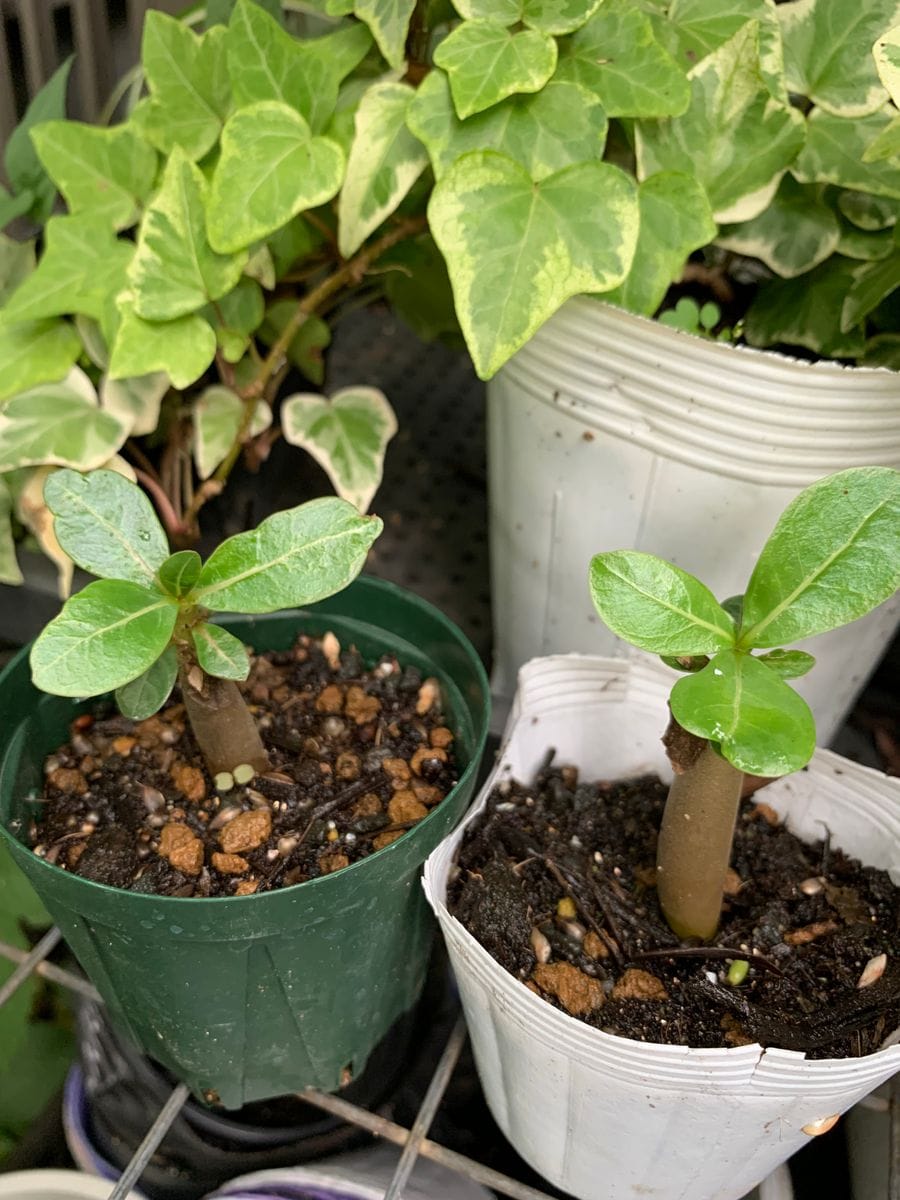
[0,575,490,910]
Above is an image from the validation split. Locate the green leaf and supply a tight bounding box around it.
[670,649,816,776]
[338,83,429,258]
[4,59,72,223]
[428,151,638,378]
[75,315,109,369]
[0,379,129,472]
[838,190,900,230]
[192,621,250,680]
[0,321,81,403]
[0,214,133,324]
[602,172,716,316]
[743,257,866,358]
[353,0,416,69]
[0,476,22,585]
[556,0,690,117]
[842,251,900,329]
[382,233,463,343]
[195,495,382,612]
[158,550,202,598]
[115,646,178,719]
[409,72,607,182]
[635,21,804,223]
[244,244,276,289]
[793,109,900,200]
[193,385,272,479]
[43,467,168,586]
[15,465,74,598]
[109,295,217,390]
[207,0,282,24]
[779,0,900,118]
[207,102,345,253]
[756,649,816,679]
[30,120,157,230]
[874,21,900,108]
[267,215,323,276]
[258,302,331,384]
[716,176,839,279]
[433,21,557,119]
[0,186,36,233]
[30,578,178,697]
[739,467,900,649]
[864,331,900,366]
[588,550,736,655]
[666,0,786,92]
[204,277,265,362]
[282,387,398,511]
[836,218,893,262]
[100,371,169,438]
[139,14,230,160]
[863,114,900,164]
[0,235,34,308]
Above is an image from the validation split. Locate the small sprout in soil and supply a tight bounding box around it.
[589,467,900,941]
[726,959,749,986]
[30,470,381,776]
[857,954,887,989]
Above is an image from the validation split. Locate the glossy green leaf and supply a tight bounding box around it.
[666,0,787,99]
[433,21,557,119]
[158,550,201,598]
[139,15,230,160]
[842,252,900,329]
[429,151,638,378]
[739,467,900,649]
[589,550,736,655]
[0,321,81,403]
[779,0,900,117]
[602,172,716,316]
[109,296,217,390]
[636,21,804,223]
[100,371,169,438]
[195,496,382,612]
[756,649,816,679]
[353,0,416,69]
[193,385,272,480]
[207,102,345,253]
[556,0,689,117]
[670,649,816,776]
[30,120,157,230]
[0,235,35,307]
[0,214,133,324]
[116,646,178,719]
[258,302,331,384]
[743,257,866,358]
[0,476,22,585]
[30,578,177,697]
[338,83,429,257]
[0,380,129,472]
[838,190,900,230]
[44,467,168,586]
[716,177,839,279]
[282,387,397,512]
[793,109,900,200]
[192,622,251,680]
[409,72,607,182]
[4,59,72,223]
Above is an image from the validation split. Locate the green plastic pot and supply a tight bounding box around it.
[0,576,489,1109]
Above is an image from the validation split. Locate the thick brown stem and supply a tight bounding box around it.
[656,744,744,941]
[178,667,269,777]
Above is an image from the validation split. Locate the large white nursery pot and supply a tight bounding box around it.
[487,300,900,740]
[424,655,900,1200]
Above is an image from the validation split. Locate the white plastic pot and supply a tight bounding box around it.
[424,655,900,1200]
[487,299,900,739]
[0,1170,140,1198]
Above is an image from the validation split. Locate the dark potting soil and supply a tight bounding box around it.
[29,633,458,897]
[449,755,900,1059]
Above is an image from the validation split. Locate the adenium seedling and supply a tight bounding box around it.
[589,467,900,941]
[30,469,381,775]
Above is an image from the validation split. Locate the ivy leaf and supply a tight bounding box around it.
[109,295,217,390]
[452,0,600,34]
[589,550,736,655]
[43,467,168,586]
[203,277,265,363]
[192,622,250,680]
[0,215,133,324]
[863,332,900,367]
[666,0,786,99]
[0,476,22,586]
[556,0,689,117]
[874,21,900,107]
[409,72,607,182]
[602,172,716,316]
[139,15,230,160]
[244,244,276,290]
[193,386,271,480]
[841,251,900,330]
[743,257,866,358]
[636,21,804,223]
[739,467,900,649]
[258,302,331,384]
[116,646,178,720]
[158,550,202,598]
[0,186,35,233]
[195,496,382,613]
[206,0,282,24]
[4,58,72,224]
[382,234,462,343]
[30,579,178,697]
[0,380,129,472]
[0,235,35,306]
[779,0,900,118]
[267,216,323,276]
[433,21,557,119]
[338,83,429,258]
[756,649,816,679]
[793,109,900,200]
[864,117,900,165]
[716,176,839,279]
[207,102,345,254]
[670,650,816,776]
[838,190,900,230]
[100,372,169,438]
[282,387,398,512]
[15,466,74,598]
[837,223,894,261]
[428,151,638,379]
[0,321,81,403]
[75,315,108,369]
[353,0,416,69]
[31,121,157,230]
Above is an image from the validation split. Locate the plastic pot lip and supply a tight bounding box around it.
[0,1170,142,1198]
[0,575,490,910]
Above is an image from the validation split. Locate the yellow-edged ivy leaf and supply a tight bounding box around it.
[837,189,900,229]
[116,646,178,719]
[0,475,22,585]
[192,621,250,680]
[0,322,82,404]
[666,0,787,100]
[0,235,35,306]
[100,371,169,438]
[109,295,217,390]
[743,256,866,357]
[874,22,900,109]
[258,302,331,384]
[452,0,600,34]
[716,176,839,278]
[353,0,416,69]
[203,277,265,363]
[0,379,129,472]
[793,108,900,199]
[433,21,557,119]
[193,385,271,480]
[837,222,894,260]
[4,59,72,223]
[864,114,900,163]
[842,250,900,329]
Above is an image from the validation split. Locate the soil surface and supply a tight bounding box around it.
[449,755,900,1058]
[30,633,458,897]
